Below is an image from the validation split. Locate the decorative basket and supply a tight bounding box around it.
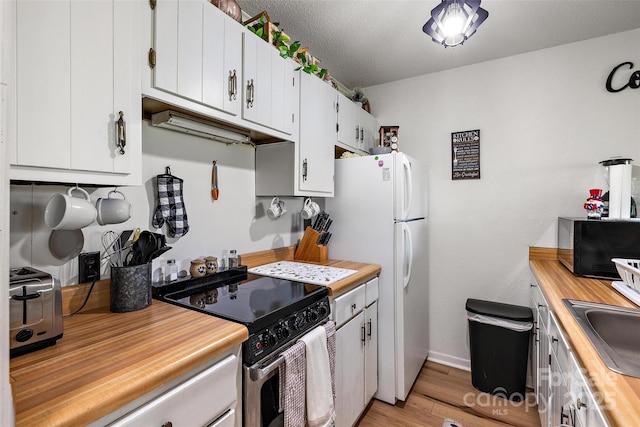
[612,258,640,290]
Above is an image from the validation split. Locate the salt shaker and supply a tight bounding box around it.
[228,249,238,269]
[164,259,178,282]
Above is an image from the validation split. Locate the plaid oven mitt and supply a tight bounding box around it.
[152,172,189,237]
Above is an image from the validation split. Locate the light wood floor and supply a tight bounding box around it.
[356,361,542,427]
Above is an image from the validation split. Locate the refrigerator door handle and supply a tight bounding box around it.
[400,154,413,220]
[403,222,413,288]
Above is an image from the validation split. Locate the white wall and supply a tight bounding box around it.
[364,29,640,369]
[10,121,311,285]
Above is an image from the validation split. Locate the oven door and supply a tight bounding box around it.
[243,353,286,427]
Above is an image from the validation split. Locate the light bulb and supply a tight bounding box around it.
[443,2,464,38]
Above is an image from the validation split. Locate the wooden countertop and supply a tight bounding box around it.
[239,245,382,296]
[10,281,248,427]
[529,247,640,427]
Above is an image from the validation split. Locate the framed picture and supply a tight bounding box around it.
[452,129,480,180]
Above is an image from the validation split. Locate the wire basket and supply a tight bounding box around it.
[612,258,640,291]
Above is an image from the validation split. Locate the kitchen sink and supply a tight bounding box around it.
[563,299,640,378]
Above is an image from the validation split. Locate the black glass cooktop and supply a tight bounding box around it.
[158,270,328,333]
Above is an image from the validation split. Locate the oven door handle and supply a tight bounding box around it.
[250,355,285,381]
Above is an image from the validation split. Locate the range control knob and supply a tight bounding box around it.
[316,303,329,317]
[277,323,291,340]
[263,331,277,348]
[308,309,319,322]
[292,313,306,330]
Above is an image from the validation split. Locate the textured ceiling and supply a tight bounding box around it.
[237,0,640,89]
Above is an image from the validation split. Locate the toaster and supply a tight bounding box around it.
[9,267,64,357]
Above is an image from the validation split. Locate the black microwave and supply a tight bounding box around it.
[558,217,640,279]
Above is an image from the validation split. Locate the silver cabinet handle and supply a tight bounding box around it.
[229,69,237,100]
[367,318,372,339]
[116,111,126,155]
[361,324,366,342]
[355,125,360,140]
[246,79,254,108]
[360,128,364,142]
[576,397,587,409]
[302,158,308,182]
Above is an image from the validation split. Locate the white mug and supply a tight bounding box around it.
[301,198,320,220]
[96,190,132,225]
[267,197,287,219]
[44,187,97,230]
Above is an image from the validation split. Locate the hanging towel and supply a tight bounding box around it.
[300,326,335,427]
[279,340,307,427]
[324,321,336,399]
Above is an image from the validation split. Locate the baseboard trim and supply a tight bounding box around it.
[428,351,471,372]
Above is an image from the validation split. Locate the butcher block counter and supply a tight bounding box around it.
[529,247,640,427]
[10,280,248,427]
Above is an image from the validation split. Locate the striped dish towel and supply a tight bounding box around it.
[279,340,306,427]
[324,321,336,399]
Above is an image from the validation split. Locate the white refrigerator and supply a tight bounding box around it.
[325,152,429,404]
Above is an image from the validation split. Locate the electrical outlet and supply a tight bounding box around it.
[79,251,100,284]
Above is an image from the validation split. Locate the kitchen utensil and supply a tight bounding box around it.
[49,229,84,261]
[212,161,219,200]
[44,186,97,230]
[102,230,124,267]
[146,246,172,263]
[129,231,157,266]
[118,229,134,248]
[96,190,131,225]
[131,227,141,243]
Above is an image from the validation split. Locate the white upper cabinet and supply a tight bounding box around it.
[9,0,142,185]
[255,72,334,197]
[152,0,242,117]
[336,92,378,154]
[242,32,297,135]
[10,0,142,186]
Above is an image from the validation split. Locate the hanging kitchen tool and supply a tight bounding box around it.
[212,160,219,200]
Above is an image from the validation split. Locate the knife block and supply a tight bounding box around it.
[294,227,328,263]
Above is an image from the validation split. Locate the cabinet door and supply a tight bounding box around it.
[14,0,140,182]
[242,32,271,128]
[15,0,71,169]
[364,301,378,404]
[299,72,335,195]
[359,109,378,153]
[154,0,241,116]
[109,355,237,426]
[569,353,609,427]
[335,312,365,427]
[336,92,357,149]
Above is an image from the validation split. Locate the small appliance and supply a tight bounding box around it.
[558,217,640,279]
[9,267,64,357]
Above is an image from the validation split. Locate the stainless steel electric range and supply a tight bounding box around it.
[153,266,330,426]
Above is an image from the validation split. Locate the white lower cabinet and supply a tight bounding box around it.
[332,277,378,427]
[96,351,240,427]
[530,277,610,427]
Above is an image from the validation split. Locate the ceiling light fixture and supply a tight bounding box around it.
[151,110,251,145]
[423,0,488,48]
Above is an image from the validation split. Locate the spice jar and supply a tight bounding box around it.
[228,249,238,269]
[189,258,207,278]
[205,256,219,275]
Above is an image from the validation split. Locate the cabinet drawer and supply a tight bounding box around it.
[109,354,237,426]
[365,277,379,307]
[333,285,366,328]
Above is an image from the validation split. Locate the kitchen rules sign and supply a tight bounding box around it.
[452,129,480,180]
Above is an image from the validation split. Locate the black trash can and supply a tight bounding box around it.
[466,298,533,401]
